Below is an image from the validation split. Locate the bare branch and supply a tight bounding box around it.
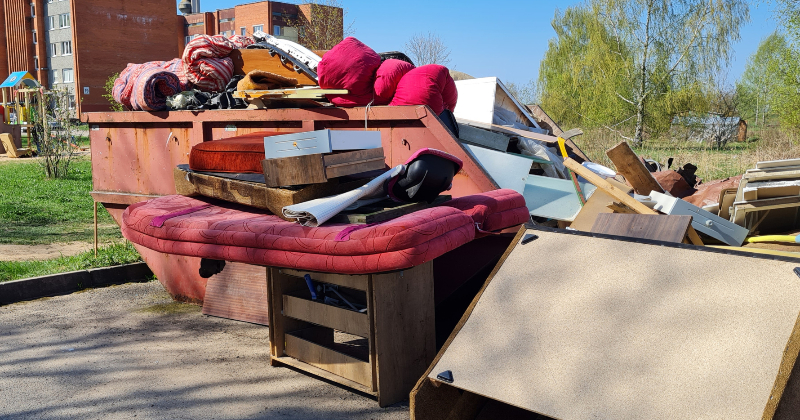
[404,32,451,66]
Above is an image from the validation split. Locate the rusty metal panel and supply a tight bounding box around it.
[202,262,269,325]
[91,106,500,304]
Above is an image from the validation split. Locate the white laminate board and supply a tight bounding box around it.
[429,230,800,419]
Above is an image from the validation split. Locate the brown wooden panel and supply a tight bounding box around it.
[279,269,369,291]
[372,261,436,407]
[262,154,327,187]
[284,333,373,388]
[590,213,692,243]
[202,262,269,325]
[606,141,666,196]
[283,295,370,337]
[229,49,318,86]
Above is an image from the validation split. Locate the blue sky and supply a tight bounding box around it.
[198,0,779,87]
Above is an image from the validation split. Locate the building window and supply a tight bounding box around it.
[253,24,263,34]
[30,3,35,17]
[240,27,245,36]
[61,41,71,55]
[48,16,55,30]
[51,69,58,84]
[62,68,73,83]
[32,30,36,44]
[273,25,280,36]
[50,43,58,56]
[34,56,39,70]
[185,35,192,44]
[68,94,75,109]
[59,13,70,28]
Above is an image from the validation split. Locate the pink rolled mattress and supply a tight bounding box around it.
[121,189,529,275]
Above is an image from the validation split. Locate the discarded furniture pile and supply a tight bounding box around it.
[92,33,800,417]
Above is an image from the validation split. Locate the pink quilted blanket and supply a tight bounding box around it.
[182,35,254,92]
[122,189,528,274]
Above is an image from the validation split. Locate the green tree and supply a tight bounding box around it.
[737,32,789,127]
[539,0,748,144]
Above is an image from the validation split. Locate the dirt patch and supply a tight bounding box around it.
[0,241,94,261]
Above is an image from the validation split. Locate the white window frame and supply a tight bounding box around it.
[253,24,263,33]
[240,27,245,36]
[52,69,59,84]
[185,35,192,44]
[50,42,58,57]
[48,16,55,30]
[33,56,39,70]
[59,13,70,28]
[62,68,73,83]
[32,29,36,44]
[61,41,71,55]
[30,2,35,17]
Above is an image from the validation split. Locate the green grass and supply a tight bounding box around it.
[0,241,142,282]
[0,158,121,245]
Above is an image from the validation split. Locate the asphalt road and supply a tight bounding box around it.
[0,281,409,419]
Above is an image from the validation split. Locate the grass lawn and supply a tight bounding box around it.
[0,242,143,282]
[0,157,122,245]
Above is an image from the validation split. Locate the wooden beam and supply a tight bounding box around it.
[606,141,665,195]
[564,158,657,215]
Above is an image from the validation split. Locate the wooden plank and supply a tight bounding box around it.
[174,167,369,220]
[570,190,615,231]
[527,104,563,136]
[323,148,386,179]
[564,158,657,215]
[372,261,436,407]
[427,228,800,419]
[279,269,369,292]
[233,88,348,100]
[229,49,318,86]
[268,268,313,364]
[284,332,373,388]
[606,141,665,195]
[283,295,370,338]
[410,227,526,420]
[90,191,162,206]
[590,213,692,243]
[334,196,451,225]
[272,356,376,396]
[262,153,327,187]
[202,262,269,325]
[262,148,386,188]
[456,117,591,162]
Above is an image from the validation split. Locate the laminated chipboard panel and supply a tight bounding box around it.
[263,129,381,158]
[428,229,800,419]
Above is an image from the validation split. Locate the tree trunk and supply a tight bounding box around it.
[633,0,653,146]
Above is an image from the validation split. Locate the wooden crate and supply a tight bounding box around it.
[268,263,436,407]
[261,147,385,188]
[173,166,369,220]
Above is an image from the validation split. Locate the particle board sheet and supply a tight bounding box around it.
[428,229,800,419]
[202,262,269,325]
[589,213,692,243]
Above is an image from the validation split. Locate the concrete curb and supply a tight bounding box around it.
[0,262,153,305]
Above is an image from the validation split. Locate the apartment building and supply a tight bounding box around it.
[181,1,304,55]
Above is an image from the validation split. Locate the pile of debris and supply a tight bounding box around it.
[104,33,800,419]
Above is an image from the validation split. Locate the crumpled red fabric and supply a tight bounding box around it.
[317,37,382,107]
[374,59,415,105]
[390,64,457,114]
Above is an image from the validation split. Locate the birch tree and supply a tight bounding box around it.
[597,0,748,144]
[539,0,748,143]
[405,32,451,66]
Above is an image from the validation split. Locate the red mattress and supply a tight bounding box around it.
[122,189,528,274]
